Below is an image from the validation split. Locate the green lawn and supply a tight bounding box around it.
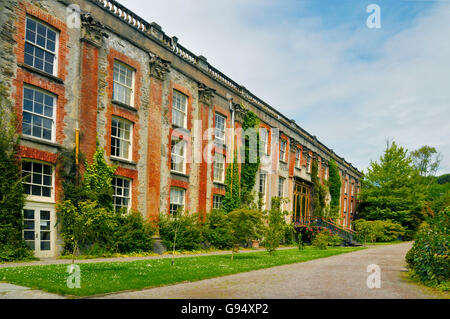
[0,246,364,297]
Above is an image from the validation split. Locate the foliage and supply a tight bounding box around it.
[311,159,328,217]
[222,154,241,213]
[158,212,203,251]
[226,209,264,259]
[83,141,117,211]
[352,219,406,244]
[295,224,329,243]
[410,145,441,178]
[437,174,450,185]
[0,99,34,262]
[406,209,449,286]
[358,141,427,239]
[203,209,233,250]
[311,231,331,250]
[240,111,260,206]
[328,159,342,219]
[57,146,86,206]
[263,197,289,255]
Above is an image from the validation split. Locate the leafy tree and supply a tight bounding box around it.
[410,145,442,178]
[328,159,341,219]
[0,97,34,262]
[263,197,289,255]
[437,174,450,185]
[226,209,264,260]
[358,141,427,238]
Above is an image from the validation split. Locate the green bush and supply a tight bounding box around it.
[0,243,36,262]
[329,233,344,246]
[263,197,289,255]
[159,212,203,251]
[353,219,405,243]
[406,209,449,286]
[203,210,233,250]
[112,211,156,253]
[311,231,330,250]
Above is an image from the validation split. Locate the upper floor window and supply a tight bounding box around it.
[22,161,53,199]
[25,17,58,75]
[214,153,225,183]
[112,177,131,212]
[260,128,269,155]
[171,138,186,174]
[215,113,226,144]
[280,139,287,162]
[278,177,285,198]
[170,187,185,215]
[213,194,224,210]
[295,148,301,168]
[113,61,135,106]
[111,117,133,160]
[22,86,56,142]
[172,90,187,128]
[259,171,267,195]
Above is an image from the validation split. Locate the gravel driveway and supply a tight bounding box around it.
[97,242,437,299]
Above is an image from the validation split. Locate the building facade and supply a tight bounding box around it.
[0,0,362,257]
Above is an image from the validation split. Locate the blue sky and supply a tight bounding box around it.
[119,0,450,174]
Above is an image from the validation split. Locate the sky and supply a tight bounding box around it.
[119,0,450,174]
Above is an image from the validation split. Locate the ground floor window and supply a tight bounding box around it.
[170,187,185,215]
[112,177,131,212]
[213,194,224,210]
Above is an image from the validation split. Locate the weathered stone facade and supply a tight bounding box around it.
[1,0,362,257]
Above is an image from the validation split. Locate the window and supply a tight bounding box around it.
[259,171,267,195]
[213,195,224,210]
[278,177,285,198]
[113,61,134,106]
[171,138,186,173]
[307,157,312,173]
[350,201,353,214]
[324,166,328,179]
[260,128,268,155]
[214,153,225,183]
[172,90,187,128]
[22,161,53,198]
[295,148,301,168]
[22,86,56,141]
[215,113,226,144]
[280,139,287,162]
[24,17,58,75]
[351,183,355,196]
[112,177,131,212]
[170,187,185,215]
[344,199,347,213]
[111,117,132,160]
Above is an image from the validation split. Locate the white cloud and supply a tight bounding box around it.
[120,0,450,173]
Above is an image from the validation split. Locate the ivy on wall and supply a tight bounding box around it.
[328,159,342,219]
[311,159,328,217]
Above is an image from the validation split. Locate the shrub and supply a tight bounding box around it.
[329,234,344,246]
[112,211,156,253]
[263,197,289,255]
[353,219,405,243]
[159,212,203,251]
[203,210,233,250]
[312,231,330,250]
[406,209,449,286]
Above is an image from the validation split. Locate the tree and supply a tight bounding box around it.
[263,197,289,255]
[410,145,442,178]
[0,97,33,261]
[328,159,342,219]
[226,209,264,260]
[222,153,241,213]
[358,141,427,238]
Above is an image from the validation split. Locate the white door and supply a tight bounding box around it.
[23,203,56,258]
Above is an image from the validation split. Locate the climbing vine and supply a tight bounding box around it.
[311,159,327,217]
[327,159,341,219]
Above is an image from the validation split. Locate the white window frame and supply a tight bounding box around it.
[113,60,135,106]
[213,153,225,183]
[278,177,285,198]
[171,138,186,174]
[22,160,55,203]
[112,177,132,212]
[259,171,267,195]
[213,194,224,210]
[111,116,133,161]
[214,113,226,145]
[22,85,56,143]
[295,148,301,169]
[170,187,185,215]
[172,90,188,128]
[260,128,269,155]
[24,16,59,76]
[280,139,287,162]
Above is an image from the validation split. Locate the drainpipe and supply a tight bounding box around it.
[227,94,235,161]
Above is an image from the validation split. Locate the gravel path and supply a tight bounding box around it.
[97,242,438,299]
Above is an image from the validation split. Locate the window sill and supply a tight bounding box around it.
[110,156,137,166]
[171,171,189,178]
[171,124,189,133]
[111,100,137,113]
[18,63,64,84]
[279,160,288,164]
[21,135,61,149]
[213,181,226,187]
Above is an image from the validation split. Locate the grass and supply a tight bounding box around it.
[401,271,450,299]
[0,246,364,297]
